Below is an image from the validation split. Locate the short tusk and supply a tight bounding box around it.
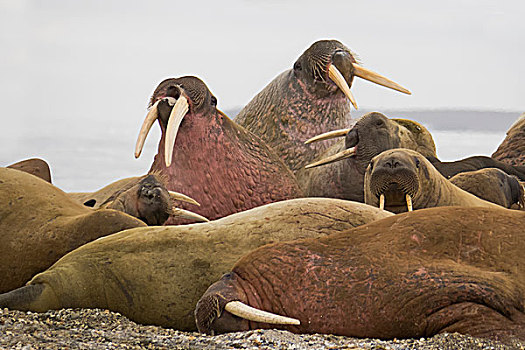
[225,301,300,326]
[379,194,385,210]
[135,100,161,159]
[168,191,200,206]
[328,65,358,109]
[305,147,356,169]
[164,96,189,167]
[353,64,411,95]
[406,194,413,212]
[171,208,209,222]
[304,128,350,145]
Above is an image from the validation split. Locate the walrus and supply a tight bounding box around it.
[297,112,437,202]
[0,198,392,331]
[449,168,525,209]
[0,167,146,293]
[134,76,302,222]
[492,113,525,167]
[195,206,525,342]
[6,158,52,183]
[69,174,207,225]
[364,149,501,213]
[235,39,411,172]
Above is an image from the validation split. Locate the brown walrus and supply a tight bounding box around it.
[134,76,302,223]
[492,113,525,166]
[235,39,411,172]
[69,174,207,225]
[449,168,525,209]
[6,158,52,183]
[195,206,525,342]
[297,112,436,201]
[364,149,500,213]
[0,167,145,293]
[0,198,392,331]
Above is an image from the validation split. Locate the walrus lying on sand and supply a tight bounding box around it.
[492,113,525,167]
[450,168,525,209]
[236,39,411,172]
[0,167,145,293]
[0,198,392,331]
[195,206,525,343]
[6,158,52,183]
[69,174,207,225]
[364,149,500,213]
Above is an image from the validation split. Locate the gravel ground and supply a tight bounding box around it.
[1,308,524,350]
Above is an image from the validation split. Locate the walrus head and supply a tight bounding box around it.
[135,76,220,167]
[364,149,429,213]
[294,40,411,108]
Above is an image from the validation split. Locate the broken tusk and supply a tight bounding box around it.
[305,147,356,169]
[225,301,300,326]
[328,65,358,109]
[379,194,385,210]
[406,194,413,212]
[164,96,189,167]
[304,128,351,145]
[168,191,200,206]
[353,63,411,95]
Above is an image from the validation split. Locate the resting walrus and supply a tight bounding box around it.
[0,198,392,331]
[449,168,525,209]
[364,149,500,213]
[492,113,525,167]
[236,39,411,172]
[195,206,525,342]
[0,167,145,293]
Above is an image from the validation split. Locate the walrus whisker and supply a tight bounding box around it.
[406,194,413,212]
[353,63,411,95]
[379,194,385,210]
[170,208,209,222]
[135,99,161,159]
[168,191,200,206]
[304,128,350,145]
[328,65,358,109]
[304,147,356,169]
[224,301,300,326]
[165,95,189,167]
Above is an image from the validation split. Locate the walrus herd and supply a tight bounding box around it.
[1,39,524,345]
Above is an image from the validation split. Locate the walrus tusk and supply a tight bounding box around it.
[406,194,413,212]
[328,65,358,109]
[135,100,161,159]
[165,96,189,167]
[353,64,411,95]
[168,191,201,206]
[171,208,209,222]
[304,147,356,169]
[379,194,385,210]
[304,128,350,145]
[224,301,300,326]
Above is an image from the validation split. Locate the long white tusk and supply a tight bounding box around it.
[171,208,209,222]
[135,100,161,159]
[225,301,300,326]
[379,194,385,210]
[304,128,350,145]
[406,194,413,212]
[328,65,358,109]
[164,96,189,167]
[305,147,356,169]
[353,64,411,95]
[168,191,200,206]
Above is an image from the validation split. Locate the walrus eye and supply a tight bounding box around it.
[211,96,217,107]
[369,161,374,171]
[294,61,302,71]
[415,158,420,168]
[375,119,384,126]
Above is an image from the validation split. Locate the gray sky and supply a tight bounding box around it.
[1,0,524,190]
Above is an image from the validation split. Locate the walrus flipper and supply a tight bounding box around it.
[0,284,49,311]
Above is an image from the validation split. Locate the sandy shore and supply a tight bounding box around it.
[1,308,523,349]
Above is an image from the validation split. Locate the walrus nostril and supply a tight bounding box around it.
[166,86,181,100]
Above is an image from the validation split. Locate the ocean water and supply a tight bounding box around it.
[1,109,520,192]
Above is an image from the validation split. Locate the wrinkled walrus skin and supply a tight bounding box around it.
[0,168,146,293]
[492,113,525,167]
[195,207,525,342]
[6,158,52,183]
[364,149,501,213]
[0,198,391,331]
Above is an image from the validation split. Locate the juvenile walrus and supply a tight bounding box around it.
[297,112,436,201]
[134,76,302,222]
[364,149,501,213]
[6,158,52,183]
[236,39,411,172]
[492,113,525,166]
[195,207,525,342]
[0,198,392,331]
[70,174,206,225]
[449,168,525,209]
[0,167,145,293]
